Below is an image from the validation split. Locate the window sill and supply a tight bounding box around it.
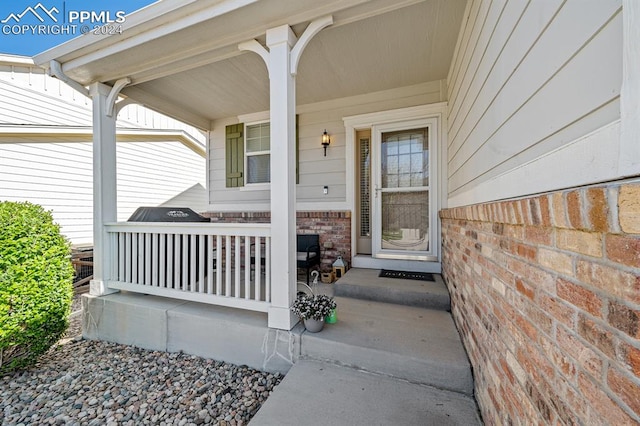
[240,184,270,191]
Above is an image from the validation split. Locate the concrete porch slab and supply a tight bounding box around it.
[301,296,473,395]
[250,359,482,425]
[334,268,451,310]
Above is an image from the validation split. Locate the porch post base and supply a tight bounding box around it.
[89,279,119,296]
[268,306,299,330]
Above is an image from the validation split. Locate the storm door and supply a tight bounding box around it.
[372,118,437,260]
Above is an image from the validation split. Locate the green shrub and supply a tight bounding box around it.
[0,201,74,373]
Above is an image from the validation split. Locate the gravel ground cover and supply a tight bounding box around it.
[0,296,283,425]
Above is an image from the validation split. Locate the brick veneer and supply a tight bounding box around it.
[202,211,351,271]
[440,181,640,424]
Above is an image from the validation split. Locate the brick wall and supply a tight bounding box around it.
[203,211,351,271]
[440,180,640,424]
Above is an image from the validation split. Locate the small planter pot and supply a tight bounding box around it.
[303,318,325,333]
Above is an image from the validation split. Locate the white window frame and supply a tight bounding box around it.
[244,119,271,187]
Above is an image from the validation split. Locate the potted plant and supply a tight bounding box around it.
[291,293,337,332]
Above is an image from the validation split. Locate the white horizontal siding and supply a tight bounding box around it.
[0,61,205,144]
[446,0,623,207]
[0,61,207,245]
[208,80,445,210]
[0,139,205,245]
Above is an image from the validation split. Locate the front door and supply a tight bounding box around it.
[372,118,437,261]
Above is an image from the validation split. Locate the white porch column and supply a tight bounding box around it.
[89,82,118,296]
[266,25,298,330]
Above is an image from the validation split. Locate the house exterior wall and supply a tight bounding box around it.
[446,0,622,207]
[207,80,446,210]
[0,58,207,246]
[441,180,640,424]
[441,1,639,423]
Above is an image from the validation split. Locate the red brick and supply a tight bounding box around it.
[552,192,569,229]
[538,248,574,276]
[539,335,576,378]
[557,229,603,257]
[540,294,576,327]
[606,234,640,268]
[539,195,552,228]
[557,278,603,318]
[607,301,640,339]
[619,185,640,234]
[516,278,535,300]
[566,190,584,229]
[577,314,616,359]
[516,242,537,261]
[578,372,637,425]
[608,367,640,416]
[576,260,640,304]
[524,225,553,246]
[621,343,640,377]
[557,326,603,378]
[586,188,610,232]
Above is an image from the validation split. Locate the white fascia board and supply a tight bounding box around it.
[0,125,206,157]
[33,0,259,68]
[0,55,34,66]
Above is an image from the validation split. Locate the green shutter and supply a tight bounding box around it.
[225,123,244,187]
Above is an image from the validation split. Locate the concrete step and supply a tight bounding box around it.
[251,359,482,426]
[300,296,474,396]
[333,268,451,311]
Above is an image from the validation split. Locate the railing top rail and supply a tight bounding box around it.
[105,222,271,237]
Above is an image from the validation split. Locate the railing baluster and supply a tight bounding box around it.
[225,235,231,296]
[152,233,159,287]
[244,236,250,300]
[190,235,196,292]
[207,235,214,294]
[216,235,222,295]
[265,236,271,303]
[182,235,189,291]
[159,234,166,288]
[255,236,261,302]
[234,236,241,298]
[144,233,151,286]
[132,233,138,284]
[174,235,181,290]
[118,233,125,282]
[198,235,205,293]
[167,234,174,289]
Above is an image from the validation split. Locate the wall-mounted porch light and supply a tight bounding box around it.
[321,129,330,156]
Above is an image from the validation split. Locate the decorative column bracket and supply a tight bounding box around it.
[106,78,131,117]
[238,15,333,75]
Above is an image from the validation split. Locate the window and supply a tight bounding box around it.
[245,122,270,184]
[225,117,298,188]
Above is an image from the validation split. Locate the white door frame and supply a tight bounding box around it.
[343,102,448,267]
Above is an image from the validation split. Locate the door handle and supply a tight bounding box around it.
[374,185,381,198]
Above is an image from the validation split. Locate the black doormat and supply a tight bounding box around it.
[379,269,435,282]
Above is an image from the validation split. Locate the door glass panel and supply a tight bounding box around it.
[381,191,429,252]
[381,129,428,189]
[359,138,370,237]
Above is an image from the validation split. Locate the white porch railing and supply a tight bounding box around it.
[104,222,271,312]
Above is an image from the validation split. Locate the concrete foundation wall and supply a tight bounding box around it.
[82,292,301,375]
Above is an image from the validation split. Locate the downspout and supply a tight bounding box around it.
[48,60,90,97]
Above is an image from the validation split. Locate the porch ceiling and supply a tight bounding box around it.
[33,0,467,130]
